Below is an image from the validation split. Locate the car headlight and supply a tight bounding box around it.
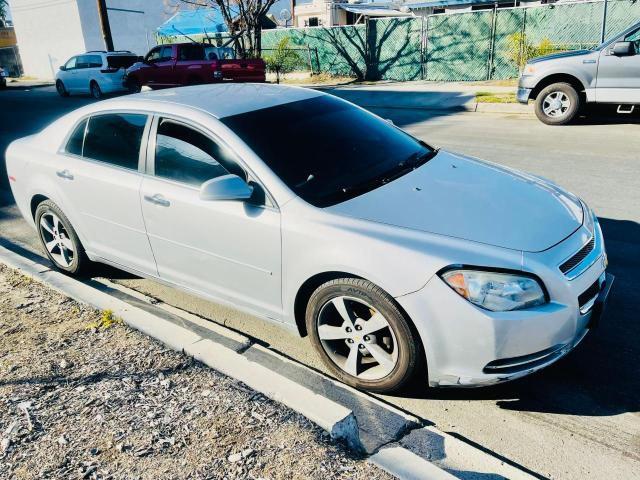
[440,269,547,312]
[580,199,595,234]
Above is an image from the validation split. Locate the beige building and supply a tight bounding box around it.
[293,0,411,27]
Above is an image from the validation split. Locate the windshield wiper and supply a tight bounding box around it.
[340,148,439,197]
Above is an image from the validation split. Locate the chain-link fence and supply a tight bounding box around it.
[261,0,640,82]
[261,46,317,74]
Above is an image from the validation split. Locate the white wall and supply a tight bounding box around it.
[11,0,179,79]
[11,0,86,79]
[76,0,179,56]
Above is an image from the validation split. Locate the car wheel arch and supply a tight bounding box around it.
[530,73,586,101]
[30,194,49,220]
[29,192,90,250]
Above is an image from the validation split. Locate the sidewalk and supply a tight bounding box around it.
[6,78,54,89]
[0,263,390,480]
[311,80,531,115]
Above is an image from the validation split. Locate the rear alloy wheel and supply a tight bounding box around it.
[306,278,420,392]
[35,200,90,275]
[90,81,102,99]
[56,80,69,97]
[535,82,580,125]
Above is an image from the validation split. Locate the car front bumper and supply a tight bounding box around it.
[396,222,612,387]
[516,87,532,104]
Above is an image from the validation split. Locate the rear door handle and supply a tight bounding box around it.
[144,193,170,207]
[56,169,74,180]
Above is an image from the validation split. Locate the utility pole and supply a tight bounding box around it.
[600,0,608,44]
[96,0,114,51]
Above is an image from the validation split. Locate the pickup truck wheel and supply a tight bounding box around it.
[127,77,141,93]
[535,82,580,125]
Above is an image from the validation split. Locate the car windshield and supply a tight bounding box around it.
[220,95,435,207]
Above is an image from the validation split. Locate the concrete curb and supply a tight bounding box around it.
[0,242,541,479]
[0,244,362,451]
[370,447,459,480]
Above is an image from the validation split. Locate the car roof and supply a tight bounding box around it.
[101,83,325,119]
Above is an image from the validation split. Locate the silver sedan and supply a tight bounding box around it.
[6,84,613,392]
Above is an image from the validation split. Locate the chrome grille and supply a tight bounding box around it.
[560,237,595,274]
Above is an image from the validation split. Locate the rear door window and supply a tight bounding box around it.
[65,119,88,156]
[76,55,90,69]
[86,55,103,68]
[179,45,204,61]
[83,113,148,170]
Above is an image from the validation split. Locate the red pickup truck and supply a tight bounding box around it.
[123,43,265,91]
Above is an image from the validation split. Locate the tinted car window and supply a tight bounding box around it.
[146,47,162,62]
[179,45,204,61]
[154,119,244,186]
[107,55,137,69]
[65,119,88,156]
[83,113,147,170]
[221,95,433,207]
[64,57,77,70]
[86,55,103,68]
[160,46,173,61]
[75,55,89,69]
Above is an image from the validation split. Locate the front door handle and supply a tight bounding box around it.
[144,193,170,207]
[56,169,74,180]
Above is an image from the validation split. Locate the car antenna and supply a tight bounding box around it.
[171,25,202,45]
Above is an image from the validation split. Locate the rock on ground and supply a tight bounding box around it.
[0,264,392,480]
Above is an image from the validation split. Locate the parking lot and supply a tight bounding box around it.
[1,85,639,479]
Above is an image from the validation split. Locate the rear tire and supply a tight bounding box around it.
[306,278,421,393]
[56,80,69,97]
[35,200,91,276]
[90,81,102,99]
[535,82,580,125]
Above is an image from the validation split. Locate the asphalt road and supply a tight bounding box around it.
[1,86,639,479]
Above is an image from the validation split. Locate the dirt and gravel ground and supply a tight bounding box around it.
[0,264,391,480]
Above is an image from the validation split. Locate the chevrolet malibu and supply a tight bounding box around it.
[6,84,613,392]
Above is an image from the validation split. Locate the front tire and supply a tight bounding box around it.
[306,278,421,393]
[56,80,69,97]
[35,200,90,276]
[535,82,580,125]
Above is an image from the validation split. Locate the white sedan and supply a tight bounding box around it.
[6,84,613,392]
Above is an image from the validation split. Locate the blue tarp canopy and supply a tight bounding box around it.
[157,8,228,37]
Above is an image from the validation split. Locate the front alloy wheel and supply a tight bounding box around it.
[317,296,399,381]
[307,278,420,392]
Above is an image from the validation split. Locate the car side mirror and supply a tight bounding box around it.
[199,174,254,201]
[611,41,634,56]
[59,65,66,71]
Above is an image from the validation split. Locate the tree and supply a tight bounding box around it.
[180,0,277,58]
[0,0,8,21]
[264,37,301,83]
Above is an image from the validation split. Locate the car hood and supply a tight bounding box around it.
[327,151,583,252]
[529,49,594,64]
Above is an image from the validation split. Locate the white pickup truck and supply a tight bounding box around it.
[517,21,640,125]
